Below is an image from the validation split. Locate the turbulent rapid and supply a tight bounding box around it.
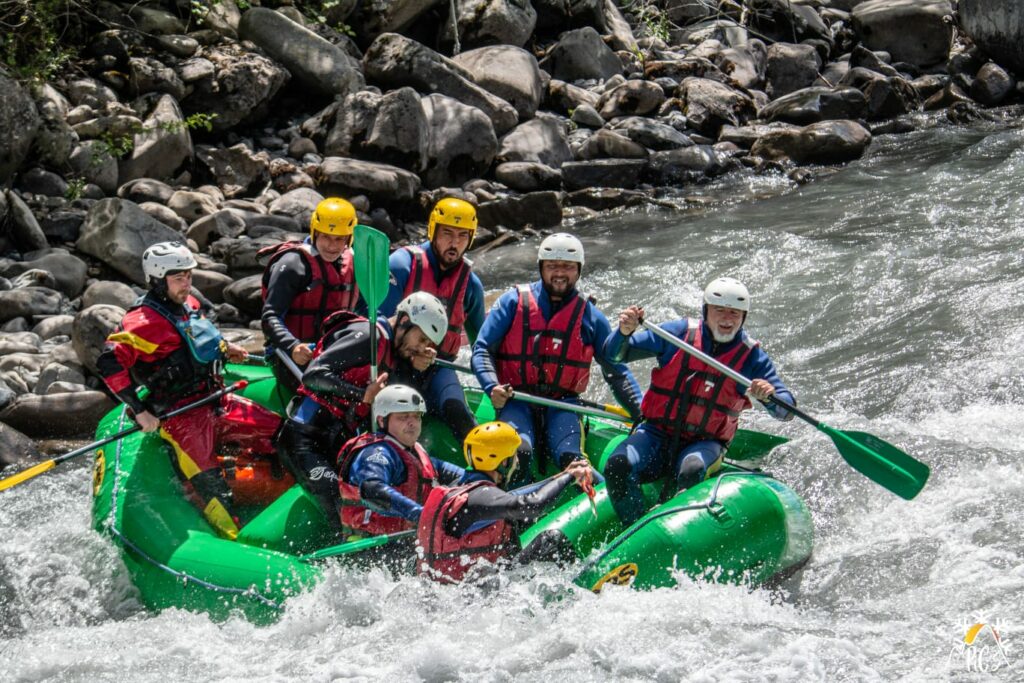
[3,114,1024,681]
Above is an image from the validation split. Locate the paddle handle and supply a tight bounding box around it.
[273,347,305,382]
[301,528,416,561]
[641,320,809,424]
[433,358,633,423]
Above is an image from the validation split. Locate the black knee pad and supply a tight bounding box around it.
[675,454,705,491]
[517,530,577,567]
[603,451,632,488]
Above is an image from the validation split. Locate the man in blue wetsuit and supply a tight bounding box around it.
[379,197,485,444]
[472,233,643,484]
[336,385,482,539]
[603,277,796,527]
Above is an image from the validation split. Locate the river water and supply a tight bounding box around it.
[3,114,1024,681]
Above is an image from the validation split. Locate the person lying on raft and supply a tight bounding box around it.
[97,241,281,540]
[416,421,595,584]
[471,232,642,486]
[603,277,795,528]
[336,385,484,541]
[275,292,449,533]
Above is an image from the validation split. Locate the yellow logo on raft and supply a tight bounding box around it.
[591,562,638,592]
[92,450,105,496]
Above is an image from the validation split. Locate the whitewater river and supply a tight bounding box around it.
[3,113,1024,681]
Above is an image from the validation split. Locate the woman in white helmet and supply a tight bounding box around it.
[603,277,796,527]
[335,385,481,539]
[275,292,453,532]
[97,242,281,540]
[471,232,643,486]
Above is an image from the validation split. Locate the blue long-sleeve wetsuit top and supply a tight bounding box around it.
[379,240,485,344]
[471,280,643,416]
[603,318,795,421]
[347,440,487,522]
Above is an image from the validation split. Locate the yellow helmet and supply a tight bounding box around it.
[310,197,357,239]
[427,197,478,241]
[463,421,521,476]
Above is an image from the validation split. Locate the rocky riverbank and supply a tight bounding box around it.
[0,0,1021,459]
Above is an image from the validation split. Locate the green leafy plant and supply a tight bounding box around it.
[0,0,85,81]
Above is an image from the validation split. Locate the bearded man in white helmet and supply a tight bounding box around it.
[97,242,281,540]
[472,233,643,486]
[603,277,796,527]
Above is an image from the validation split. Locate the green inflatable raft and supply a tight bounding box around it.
[90,363,813,623]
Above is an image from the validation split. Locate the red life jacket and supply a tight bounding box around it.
[640,318,757,445]
[402,245,471,359]
[494,285,594,398]
[416,481,515,583]
[296,311,395,423]
[259,241,359,343]
[336,433,438,536]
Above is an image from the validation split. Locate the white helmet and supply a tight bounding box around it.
[703,277,750,312]
[396,291,448,346]
[373,384,426,427]
[538,233,584,266]
[142,241,198,280]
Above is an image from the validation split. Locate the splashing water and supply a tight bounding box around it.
[4,117,1024,681]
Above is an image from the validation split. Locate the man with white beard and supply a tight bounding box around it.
[602,277,796,527]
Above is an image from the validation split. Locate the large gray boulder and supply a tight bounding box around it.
[364,33,518,135]
[72,304,125,374]
[646,146,731,185]
[597,80,666,119]
[960,0,1024,74]
[0,391,115,438]
[326,88,430,172]
[0,73,40,185]
[852,0,953,67]
[3,191,48,253]
[180,43,290,131]
[539,27,622,82]
[317,157,422,201]
[0,251,88,299]
[196,144,271,199]
[448,0,537,48]
[608,117,692,151]
[420,94,499,188]
[76,199,184,285]
[760,87,867,124]
[0,421,38,466]
[239,7,363,98]
[678,78,757,137]
[766,43,823,99]
[752,120,872,164]
[971,62,1016,106]
[561,159,647,191]
[497,115,572,168]
[477,191,563,230]
[118,94,192,185]
[452,46,545,120]
[0,288,65,324]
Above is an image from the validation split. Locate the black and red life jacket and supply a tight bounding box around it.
[402,245,471,359]
[259,241,359,343]
[416,480,515,583]
[494,284,594,398]
[336,432,438,536]
[295,311,395,424]
[640,318,757,445]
